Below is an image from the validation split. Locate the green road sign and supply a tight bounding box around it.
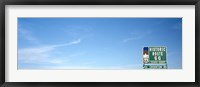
[149,47,167,64]
[143,47,167,69]
[143,47,167,64]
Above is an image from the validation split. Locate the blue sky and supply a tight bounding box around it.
[18,18,182,69]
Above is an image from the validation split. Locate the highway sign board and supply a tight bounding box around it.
[143,47,167,69]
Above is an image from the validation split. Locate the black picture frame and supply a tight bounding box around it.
[0,0,199,87]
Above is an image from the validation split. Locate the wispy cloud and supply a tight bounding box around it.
[122,37,142,43]
[172,22,182,30]
[18,39,81,64]
[122,31,152,43]
[64,25,94,39]
[18,28,39,44]
[48,59,65,64]
[49,39,81,48]
[68,39,81,45]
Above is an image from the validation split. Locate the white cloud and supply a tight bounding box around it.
[18,39,81,64]
[64,26,94,40]
[69,39,81,45]
[122,30,152,43]
[122,37,141,43]
[48,59,64,64]
[18,28,39,43]
[49,39,81,48]
[172,22,182,30]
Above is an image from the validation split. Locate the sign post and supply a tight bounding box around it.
[143,47,167,69]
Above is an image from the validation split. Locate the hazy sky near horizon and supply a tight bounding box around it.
[18,18,182,69]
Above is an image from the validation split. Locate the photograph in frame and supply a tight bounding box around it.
[17,18,182,70]
[4,5,195,82]
[0,0,199,87]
